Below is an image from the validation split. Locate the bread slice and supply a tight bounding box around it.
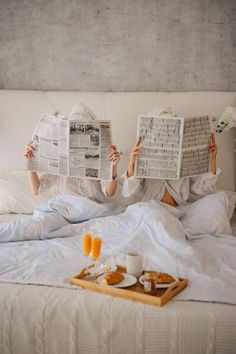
[101,272,124,285]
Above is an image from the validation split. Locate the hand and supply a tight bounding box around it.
[109,145,120,167]
[127,136,142,177]
[23,140,35,159]
[129,136,142,165]
[209,133,218,159]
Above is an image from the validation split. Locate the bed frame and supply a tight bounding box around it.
[0,90,235,190]
[0,90,236,353]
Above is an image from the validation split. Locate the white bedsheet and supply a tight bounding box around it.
[0,213,31,223]
[0,198,236,305]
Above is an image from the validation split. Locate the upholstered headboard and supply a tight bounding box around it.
[0,90,235,190]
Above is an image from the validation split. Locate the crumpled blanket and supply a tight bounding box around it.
[0,194,124,242]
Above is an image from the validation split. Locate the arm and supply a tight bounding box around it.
[127,136,141,177]
[23,141,40,195]
[190,133,220,194]
[121,137,142,198]
[103,145,120,197]
[28,171,40,196]
[209,133,217,175]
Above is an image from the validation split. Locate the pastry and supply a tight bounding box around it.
[144,271,174,283]
[144,271,161,277]
[101,272,124,285]
[157,273,175,283]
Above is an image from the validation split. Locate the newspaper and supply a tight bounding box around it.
[27,114,112,180]
[134,115,212,179]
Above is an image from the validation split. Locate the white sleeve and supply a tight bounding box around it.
[121,171,142,198]
[38,174,57,194]
[190,167,221,195]
[100,180,108,197]
[100,178,122,198]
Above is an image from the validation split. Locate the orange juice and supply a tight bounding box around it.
[83,233,92,256]
[92,237,102,260]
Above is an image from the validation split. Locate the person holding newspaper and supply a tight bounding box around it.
[121,107,220,207]
[0,103,122,243]
[23,103,120,201]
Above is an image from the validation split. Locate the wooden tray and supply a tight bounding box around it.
[67,266,188,307]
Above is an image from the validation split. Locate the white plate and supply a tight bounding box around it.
[97,273,137,288]
[88,264,117,275]
[139,274,178,289]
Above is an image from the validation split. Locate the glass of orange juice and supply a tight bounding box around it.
[82,228,92,274]
[91,230,102,275]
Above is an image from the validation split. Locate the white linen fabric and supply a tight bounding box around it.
[181,191,233,238]
[48,194,124,222]
[38,174,109,202]
[0,194,235,305]
[121,168,221,205]
[0,195,123,242]
[0,171,55,214]
[147,106,177,116]
[68,101,97,121]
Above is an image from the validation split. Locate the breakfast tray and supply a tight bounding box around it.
[68,266,188,307]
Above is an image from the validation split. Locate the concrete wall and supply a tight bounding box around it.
[0,0,235,91]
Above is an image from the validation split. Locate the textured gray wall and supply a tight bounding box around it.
[0,0,235,91]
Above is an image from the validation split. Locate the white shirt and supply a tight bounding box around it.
[121,168,221,205]
[39,174,108,203]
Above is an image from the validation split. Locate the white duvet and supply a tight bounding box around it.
[0,192,236,306]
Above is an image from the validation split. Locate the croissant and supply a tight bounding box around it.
[101,272,124,285]
[144,271,174,283]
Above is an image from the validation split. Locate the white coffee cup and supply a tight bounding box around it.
[126,252,143,277]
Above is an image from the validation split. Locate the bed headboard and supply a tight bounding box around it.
[0,90,235,191]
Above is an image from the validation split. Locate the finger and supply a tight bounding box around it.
[26,144,35,151]
[132,152,141,156]
[109,152,119,159]
[110,144,117,150]
[135,136,142,147]
[110,155,120,162]
[132,147,141,153]
[211,133,215,144]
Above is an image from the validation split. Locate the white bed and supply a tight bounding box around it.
[0,90,236,354]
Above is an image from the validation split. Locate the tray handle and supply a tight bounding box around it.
[165,279,180,295]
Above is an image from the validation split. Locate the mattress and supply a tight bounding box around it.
[0,283,235,354]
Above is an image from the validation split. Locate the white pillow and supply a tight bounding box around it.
[189,189,236,220]
[0,171,55,214]
[182,191,233,239]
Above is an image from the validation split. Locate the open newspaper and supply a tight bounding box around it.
[134,115,212,179]
[27,114,112,180]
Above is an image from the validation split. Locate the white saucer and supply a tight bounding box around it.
[139,274,178,289]
[97,273,137,288]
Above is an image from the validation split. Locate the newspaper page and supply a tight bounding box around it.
[134,115,184,179]
[134,115,211,179]
[28,116,113,180]
[27,115,69,176]
[180,116,211,178]
[69,120,112,180]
